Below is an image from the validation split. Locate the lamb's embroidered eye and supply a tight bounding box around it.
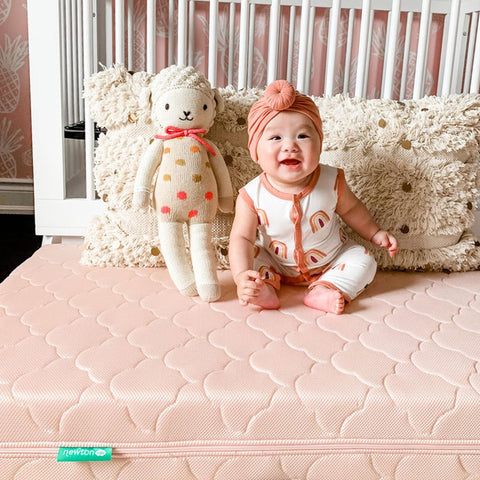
[165,103,170,110]
[203,104,208,110]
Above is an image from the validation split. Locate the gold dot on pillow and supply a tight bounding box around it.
[151,247,160,256]
[400,225,409,234]
[206,161,211,168]
[176,159,186,166]
[128,113,137,123]
[402,182,412,192]
[378,118,387,128]
[190,146,200,153]
[163,174,171,181]
[192,174,202,183]
[164,147,170,153]
[102,193,108,202]
[401,140,412,150]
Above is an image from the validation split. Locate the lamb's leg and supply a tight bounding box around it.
[189,223,220,302]
[158,222,197,296]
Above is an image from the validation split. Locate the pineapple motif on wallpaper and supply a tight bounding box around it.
[0,118,22,177]
[0,34,28,113]
[0,0,11,25]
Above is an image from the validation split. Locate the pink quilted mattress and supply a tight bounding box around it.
[1,244,480,480]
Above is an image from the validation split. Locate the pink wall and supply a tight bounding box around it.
[0,1,31,179]
[1,2,446,181]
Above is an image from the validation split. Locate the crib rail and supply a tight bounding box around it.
[27,0,480,240]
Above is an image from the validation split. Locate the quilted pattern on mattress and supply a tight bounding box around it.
[1,244,480,480]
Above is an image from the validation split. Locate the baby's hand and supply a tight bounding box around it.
[234,270,264,305]
[371,230,398,258]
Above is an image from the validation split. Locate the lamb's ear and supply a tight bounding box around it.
[213,88,225,114]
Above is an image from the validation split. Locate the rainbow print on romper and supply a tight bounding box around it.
[259,266,276,281]
[304,249,326,266]
[256,208,269,226]
[310,210,330,232]
[269,240,288,258]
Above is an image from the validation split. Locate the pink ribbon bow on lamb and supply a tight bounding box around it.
[155,126,216,156]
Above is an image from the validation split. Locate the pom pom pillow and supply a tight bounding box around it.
[82,65,480,272]
[317,94,480,271]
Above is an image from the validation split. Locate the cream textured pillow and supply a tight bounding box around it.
[317,94,480,271]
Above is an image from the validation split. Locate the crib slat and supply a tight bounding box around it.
[413,0,431,99]
[355,0,371,98]
[364,8,374,96]
[168,0,175,65]
[437,12,449,95]
[83,0,95,200]
[267,0,281,84]
[127,0,134,71]
[65,0,74,124]
[286,6,296,83]
[77,0,84,120]
[178,0,187,66]
[248,3,255,87]
[208,0,219,85]
[104,0,113,67]
[464,12,479,92]
[400,11,413,100]
[383,0,401,99]
[325,0,341,97]
[72,0,80,122]
[188,0,195,66]
[297,0,310,93]
[471,14,480,93]
[115,0,125,65]
[441,0,460,95]
[343,8,355,94]
[305,6,315,94]
[228,2,236,85]
[238,0,249,89]
[146,0,156,73]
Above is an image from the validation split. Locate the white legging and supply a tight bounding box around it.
[254,240,377,301]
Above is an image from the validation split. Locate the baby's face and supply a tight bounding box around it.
[256,111,321,194]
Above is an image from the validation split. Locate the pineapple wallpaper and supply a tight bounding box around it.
[0,0,30,179]
[0,1,446,181]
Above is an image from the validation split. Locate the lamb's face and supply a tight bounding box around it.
[152,88,217,131]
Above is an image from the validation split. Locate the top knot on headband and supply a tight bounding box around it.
[264,80,296,110]
[247,80,324,163]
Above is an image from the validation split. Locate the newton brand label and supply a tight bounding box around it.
[57,447,112,462]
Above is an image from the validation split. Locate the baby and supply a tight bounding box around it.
[229,80,398,314]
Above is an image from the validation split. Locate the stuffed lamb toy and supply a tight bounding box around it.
[133,65,234,302]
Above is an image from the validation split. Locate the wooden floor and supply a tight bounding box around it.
[0,214,42,282]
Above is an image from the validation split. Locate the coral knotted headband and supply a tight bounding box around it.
[247,80,323,163]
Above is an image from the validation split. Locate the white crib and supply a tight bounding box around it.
[27,0,480,243]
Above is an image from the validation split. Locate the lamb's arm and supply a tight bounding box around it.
[206,141,234,213]
[132,139,164,209]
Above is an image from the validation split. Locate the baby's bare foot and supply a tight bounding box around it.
[304,285,345,314]
[245,282,280,310]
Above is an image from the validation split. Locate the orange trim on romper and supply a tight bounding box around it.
[259,167,322,281]
[259,166,321,201]
[334,169,346,206]
[238,187,256,214]
[308,280,352,303]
